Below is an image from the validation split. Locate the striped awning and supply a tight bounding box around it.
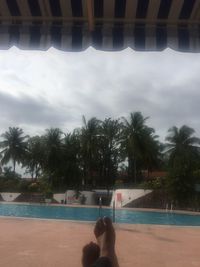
[0,0,200,52]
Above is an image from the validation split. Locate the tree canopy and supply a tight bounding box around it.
[0,113,200,205]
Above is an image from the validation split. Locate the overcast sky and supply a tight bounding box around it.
[0,46,200,143]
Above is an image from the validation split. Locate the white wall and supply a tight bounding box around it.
[53,193,65,203]
[0,193,21,202]
[0,191,97,204]
[65,190,76,204]
[65,190,96,205]
[83,191,96,205]
[195,184,200,192]
[110,189,152,208]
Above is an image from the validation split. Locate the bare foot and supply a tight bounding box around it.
[82,242,100,267]
[94,217,119,267]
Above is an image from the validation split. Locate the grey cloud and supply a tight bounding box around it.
[85,70,200,140]
[142,83,200,139]
[72,89,112,119]
[3,72,30,88]
[1,47,200,141]
[0,91,73,130]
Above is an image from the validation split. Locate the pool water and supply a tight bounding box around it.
[0,203,200,226]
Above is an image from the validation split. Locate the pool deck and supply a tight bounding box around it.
[0,217,199,267]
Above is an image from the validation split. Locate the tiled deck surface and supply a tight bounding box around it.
[0,217,199,267]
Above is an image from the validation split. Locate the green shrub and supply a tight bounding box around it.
[143,177,165,190]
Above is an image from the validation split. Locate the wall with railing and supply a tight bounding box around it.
[110,189,152,208]
[0,193,21,202]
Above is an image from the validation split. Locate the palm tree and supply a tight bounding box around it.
[165,125,200,202]
[0,127,28,172]
[99,118,122,188]
[23,136,45,180]
[142,129,161,175]
[62,131,81,187]
[43,128,64,176]
[165,125,200,167]
[122,112,159,183]
[80,116,101,186]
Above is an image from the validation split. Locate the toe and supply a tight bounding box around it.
[103,217,113,229]
[94,218,105,238]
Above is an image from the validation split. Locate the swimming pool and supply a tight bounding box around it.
[0,203,200,226]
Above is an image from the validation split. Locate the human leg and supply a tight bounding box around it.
[94,217,119,267]
[82,242,100,267]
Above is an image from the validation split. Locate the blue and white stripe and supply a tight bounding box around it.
[0,0,199,52]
